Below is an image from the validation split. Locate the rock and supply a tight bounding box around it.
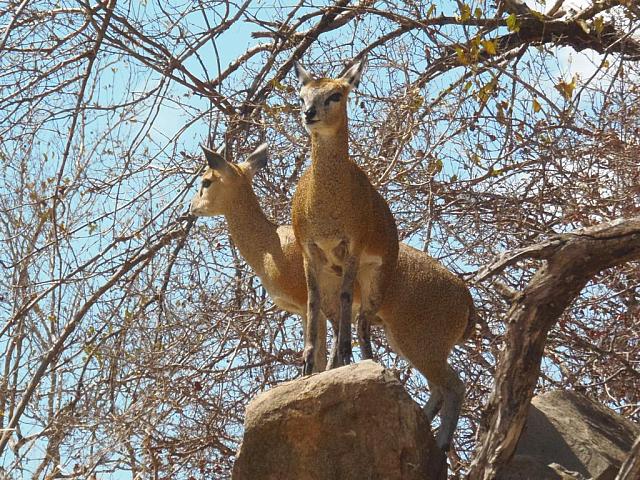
[232,360,446,480]
[512,390,640,480]
[498,455,587,479]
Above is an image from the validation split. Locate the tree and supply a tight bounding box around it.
[1,0,638,477]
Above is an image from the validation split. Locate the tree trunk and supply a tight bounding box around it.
[468,216,640,479]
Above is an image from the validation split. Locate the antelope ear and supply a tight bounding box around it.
[340,57,366,90]
[242,143,269,178]
[294,61,315,86]
[202,145,231,174]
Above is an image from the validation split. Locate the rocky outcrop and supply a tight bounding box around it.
[502,390,640,480]
[232,360,446,480]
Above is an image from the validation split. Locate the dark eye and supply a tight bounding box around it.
[324,92,342,105]
[202,179,212,188]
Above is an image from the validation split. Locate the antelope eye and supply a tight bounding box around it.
[325,92,342,105]
[202,179,212,188]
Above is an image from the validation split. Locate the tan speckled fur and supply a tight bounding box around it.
[291,59,400,377]
[189,143,474,451]
[190,144,328,370]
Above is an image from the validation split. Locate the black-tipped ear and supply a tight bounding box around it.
[340,57,366,90]
[294,61,315,86]
[243,143,269,177]
[202,145,227,171]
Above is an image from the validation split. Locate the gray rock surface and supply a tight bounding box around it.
[232,360,446,480]
[511,390,640,480]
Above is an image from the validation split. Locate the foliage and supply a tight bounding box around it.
[0,0,639,478]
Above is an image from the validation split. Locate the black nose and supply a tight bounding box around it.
[304,106,316,121]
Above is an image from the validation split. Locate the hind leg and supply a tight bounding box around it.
[357,262,386,360]
[434,365,464,451]
[424,380,444,423]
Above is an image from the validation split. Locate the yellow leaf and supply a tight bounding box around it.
[454,45,469,65]
[474,7,483,19]
[425,5,436,18]
[482,39,497,55]
[477,82,495,103]
[409,93,424,111]
[270,79,288,92]
[458,4,471,22]
[594,16,604,34]
[532,99,541,113]
[506,13,520,32]
[555,77,576,100]
[429,158,443,174]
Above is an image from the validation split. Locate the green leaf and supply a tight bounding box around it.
[506,13,520,32]
[474,7,483,19]
[429,158,443,174]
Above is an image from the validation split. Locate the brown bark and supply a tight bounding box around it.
[468,215,640,479]
[616,435,640,480]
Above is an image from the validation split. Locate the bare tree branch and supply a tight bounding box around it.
[469,215,640,478]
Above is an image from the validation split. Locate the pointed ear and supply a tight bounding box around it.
[242,143,268,178]
[294,61,315,86]
[340,57,366,90]
[202,145,230,173]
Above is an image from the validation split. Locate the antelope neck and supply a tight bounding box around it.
[310,126,350,172]
[224,189,280,276]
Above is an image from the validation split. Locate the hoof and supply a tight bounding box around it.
[337,345,352,367]
[339,353,352,367]
[360,341,373,360]
[302,359,314,376]
[436,438,450,452]
[302,348,315,375]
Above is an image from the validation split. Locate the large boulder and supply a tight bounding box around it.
[508,390,640,480]
[232,360,446,480]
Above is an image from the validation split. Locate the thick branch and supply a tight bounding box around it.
[616,435,640,480]
[468,215,640,479]
[498,1,640,58]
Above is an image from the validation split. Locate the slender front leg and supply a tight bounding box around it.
[336,255,357,367]
[314,312,328,372]
[302,257,321,376]
[301,312,328,373]
[327,318,339,370]
[356,311,373,360]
